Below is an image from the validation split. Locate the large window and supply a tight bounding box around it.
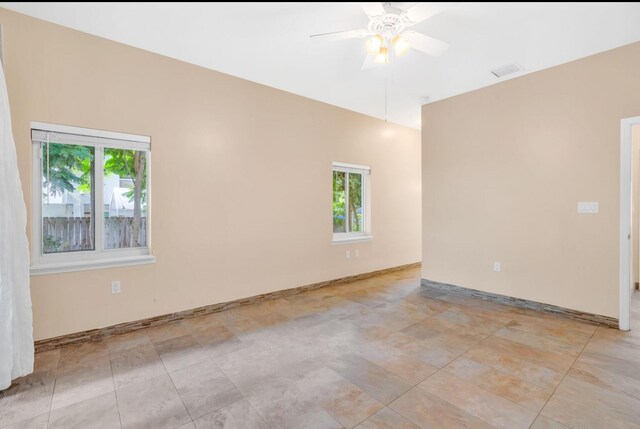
[31,122,154,274]
[332,162,371,243]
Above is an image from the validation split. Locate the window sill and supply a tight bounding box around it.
[30,254,156,276]
[332,235,374,245]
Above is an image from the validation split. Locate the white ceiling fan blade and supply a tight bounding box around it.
[402,31,449,56]
[310,29,369,42]
[361,2,386,18]
[403,2,457,25]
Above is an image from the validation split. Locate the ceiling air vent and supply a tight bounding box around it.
[491,63,524,78]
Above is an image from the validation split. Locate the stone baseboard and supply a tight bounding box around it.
[421,278,618,328]
[34,262,421,352]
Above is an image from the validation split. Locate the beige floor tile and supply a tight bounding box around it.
[403,292,451,312]
[338,289,392,308]
[463,345,564,389]
[175,423,197,429]
[542,391,640,429]
[217,310,289,338]
[169,359,243,420]
[193,399,268,429]
[389,386,494,429]
[506,313,595,346]
[187,323,247,359]
[577,349,640,380]
[374,300,442,320]
[419,371,537,429]
[224,358,321,398]
[181,313,224,332]
[401,315,488,369]
[494,326,584,357]
[0,368,57,427]
[364,351,438,384]
[145,321,190,343]
[569,357,640,400]
[59,341,109,371]
[421,291,477,306]
[214,340,293,391]
[583,335,640,362]
[110,343,166,390]
[431,310,507,336]
[154,334,209,373]
[51,359,114,410]
[107,330,151,353]
[327,355,412,405]
[246,381,342,429]
[551,376,640,425]
[343,301,432,332]
[49,391,120,429]
[34,349,60,372]
[354,407,419,429]
[116,374,190,429]
[474,335,575,374]
[530,415,571,429]
[402,315,488,342]
[451,303,515,325]
[415,331,483,368]
[444,356,553,412]
[363,328,428,355]
[593,324,640,343]
[0,413,49,429]
[294,366,384,428]
[514,310,598,336]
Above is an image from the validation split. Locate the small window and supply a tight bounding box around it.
[332,162,372,244]
[31,122,154,274]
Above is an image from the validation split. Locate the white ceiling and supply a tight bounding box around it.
[3,2,640,129]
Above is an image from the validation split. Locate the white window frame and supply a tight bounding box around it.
[332,161,373,245]
[30,122,155,275]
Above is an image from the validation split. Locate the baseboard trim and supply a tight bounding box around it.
[34,262,421,352]
[421,278,618,328]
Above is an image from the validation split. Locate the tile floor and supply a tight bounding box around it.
[2,267,640,428]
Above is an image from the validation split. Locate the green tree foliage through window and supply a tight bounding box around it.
[348,173,362,232]
[333,169,363,234]
[42,142,147,251]
[42,144,93,197]
[104,148,147,247]
[333,171,346,233]
[42,143,95,252]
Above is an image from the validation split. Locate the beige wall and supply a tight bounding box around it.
[0,8,421,341]
[632,126,640,288]
[422,42,640,319]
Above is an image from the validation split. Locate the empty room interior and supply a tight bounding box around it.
[1,2,640,429]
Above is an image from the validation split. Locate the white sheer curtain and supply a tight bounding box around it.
[0,59,34,390]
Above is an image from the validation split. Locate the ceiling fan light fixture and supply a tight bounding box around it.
[309,2,454,67]
[366,35,383,54]
[374,46,389,64]
[392,35,410,56]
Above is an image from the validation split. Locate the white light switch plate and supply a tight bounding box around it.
[111,281,121,294]
[578,202,599,214]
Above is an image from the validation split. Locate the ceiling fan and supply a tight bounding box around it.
[310,2,455,69]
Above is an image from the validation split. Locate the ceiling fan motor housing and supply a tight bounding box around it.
[368,13,405,40]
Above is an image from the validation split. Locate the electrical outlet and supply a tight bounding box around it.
[578,202,599,214]
[346,250,351,259]
[111,281,121,294]
[355,249,359,257]
[493,262,501,272]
